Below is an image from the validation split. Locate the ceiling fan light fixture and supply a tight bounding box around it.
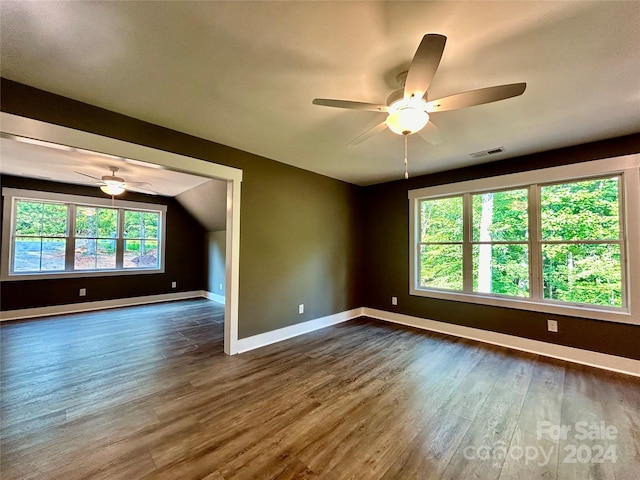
[386,98,429,135]
[100,181,125,196]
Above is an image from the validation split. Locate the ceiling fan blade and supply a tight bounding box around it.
[404,34,447,99]
[125,181,152,187]
[127,186,160,195]
[74,171,101,181]
[313,98,387,112]
[426,83,527,113]
[348,121,388,146]
[417,121,443,145]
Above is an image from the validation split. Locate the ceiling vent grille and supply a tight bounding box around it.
[470,147,504,159]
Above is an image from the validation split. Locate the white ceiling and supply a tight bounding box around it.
[0,135,214,197]
[1,1,639,186]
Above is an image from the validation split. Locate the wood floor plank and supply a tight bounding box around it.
[2,299,639,479]
[380,410,472,480]
[443,384,527,480]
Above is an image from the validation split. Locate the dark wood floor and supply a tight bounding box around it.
[1,299,639,480]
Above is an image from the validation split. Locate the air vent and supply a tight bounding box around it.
[470,147,504,159]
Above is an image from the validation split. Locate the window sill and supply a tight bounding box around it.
[2,267,164,282]
[409,287,637,325]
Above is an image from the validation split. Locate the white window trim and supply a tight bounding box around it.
[1,188,167,281]
[408,154,640,325]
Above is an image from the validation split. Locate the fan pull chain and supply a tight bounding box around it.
[404,134,409,179]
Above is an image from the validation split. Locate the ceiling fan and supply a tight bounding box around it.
[312,34,526,178]
[75,166,155,196]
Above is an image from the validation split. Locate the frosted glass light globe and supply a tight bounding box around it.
[386,98,430,135]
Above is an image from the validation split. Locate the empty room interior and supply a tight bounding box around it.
[1,2,639,480]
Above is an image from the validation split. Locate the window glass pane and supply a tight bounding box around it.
[96,208,118,238]
[541,177,620,241]
[142,212,159,239]
[14,201,67,236]
[15,201,43,236]
[76,207,117,238]
[419,244,463,290]
[420,197,463,242]
[75,207,94,237]
[41,238,67,271]
[124,240,158,268]
[124,211,159,239]
[124,211,141,238]
[97,239,116,269]
[43,204,68,236]
[472,189,528,242]
[473,244,529,297]
[14,237,42,272]
[75,239,117,270]
[14,237,66,272]
[542,244,622,307]
[123,239,139,267]
[75,239,95,270]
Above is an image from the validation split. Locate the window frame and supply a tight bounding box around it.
[409,154,640,325]
[1,188,167,280]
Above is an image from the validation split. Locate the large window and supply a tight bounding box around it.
[2,189,166,279]
[409,156,640,324]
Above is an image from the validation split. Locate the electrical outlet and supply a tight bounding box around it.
[547,319,558,333]
[79,288,86,297]
[171,281,177,288]
[219,283,223,291]
[298,304,304,314]
[391,296,398,306]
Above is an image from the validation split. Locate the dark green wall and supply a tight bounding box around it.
[0,79,363,338]
[0,174,206,309]
[361,134,640,360]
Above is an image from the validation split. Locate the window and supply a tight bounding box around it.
[540,177,622,308]
[409,155,640,324]
[123,210,160,269]
[472,188,529,297]
[13,200,68,272]
[75,206,118,270]
[2,189,166,279]
[419,196,464,290]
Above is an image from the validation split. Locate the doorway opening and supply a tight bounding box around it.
[0,112,242,354]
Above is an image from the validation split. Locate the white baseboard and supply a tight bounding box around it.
[0,291,205,321]
[236,307,364,354]
[203,291,225,305]
[363,307,640,378]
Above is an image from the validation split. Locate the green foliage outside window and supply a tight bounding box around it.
[419,197,463,289]
[11,198,162,274]
[418,176,623,308]
[541,177,620,241]
[541,177,621,307]
[16,201,67,237]
[14,201,68,272]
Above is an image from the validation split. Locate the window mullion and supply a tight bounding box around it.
[618,174,628,308]
[528,185,541,300]
[65,204,76,271]
[462,193,473,292]
[9,199,18,274]
[116,208,124,268]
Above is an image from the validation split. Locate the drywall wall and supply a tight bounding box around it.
[207,230,226,297]
[176,179,227,231]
